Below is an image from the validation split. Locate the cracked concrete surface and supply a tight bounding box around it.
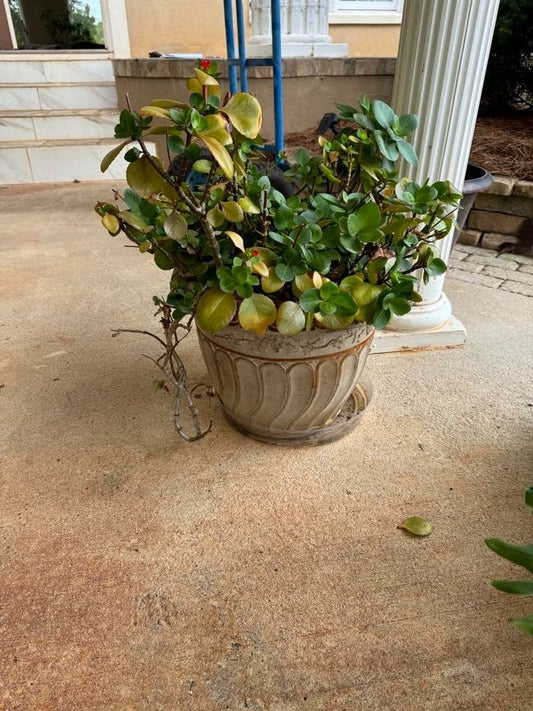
[0,182,532,711]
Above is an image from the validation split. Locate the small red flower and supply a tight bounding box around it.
[252,249,260,256]
[201,59,211,71]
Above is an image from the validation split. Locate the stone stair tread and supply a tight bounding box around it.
[0,108,119,118]
[1,81,116,89]
[0,138,124,149]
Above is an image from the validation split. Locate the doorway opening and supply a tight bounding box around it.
[8,0,105,50]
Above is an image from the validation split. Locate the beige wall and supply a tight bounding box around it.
[124,0,399,59]
[330,24,400,58]
[125,0,247,58]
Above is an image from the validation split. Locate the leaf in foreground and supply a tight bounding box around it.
[398,516,433,537]
[509,614,533,636]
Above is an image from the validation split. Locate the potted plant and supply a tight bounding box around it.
[96,61,461,445]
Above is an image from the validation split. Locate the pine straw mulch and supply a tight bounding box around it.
[285,113,533,181]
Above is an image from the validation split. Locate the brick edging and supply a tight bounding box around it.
[458,174,533,251]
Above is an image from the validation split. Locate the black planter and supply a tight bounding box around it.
[453,163,493,246]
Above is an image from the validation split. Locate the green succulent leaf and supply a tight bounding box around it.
[485,539,533,573]
[347,202,381,237]
[492,580,533,595]
[372,100,396,129]
[100,140,130,172]
[396,113,419,136]
[300,288,323,313]
[397,139,419,165]
[509,615,533,635]
[373,308,391,329]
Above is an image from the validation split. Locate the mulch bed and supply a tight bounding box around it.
[285,113,533,182]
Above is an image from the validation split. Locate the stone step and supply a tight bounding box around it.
[1,84,118,112]
[0,58,115,85]
[0,108,119,118]
[0,138,157,185]
[0,110,119,142]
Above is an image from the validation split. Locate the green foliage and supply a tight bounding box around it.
[96,65,462,337]
[480,0,533,113]
[43,0,103,48]
[485,488,533,635]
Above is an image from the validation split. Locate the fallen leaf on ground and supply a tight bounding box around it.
[398,516,433,537]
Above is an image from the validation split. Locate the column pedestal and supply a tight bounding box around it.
[383,0,499,348]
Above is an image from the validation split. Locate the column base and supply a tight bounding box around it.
[371,315,467,354]
[246,42,348,58]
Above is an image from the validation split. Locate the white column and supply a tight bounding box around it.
[375,0,499,352]
[248,0,347,58]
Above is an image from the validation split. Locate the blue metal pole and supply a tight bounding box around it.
[271,0,284,156]
[235,0,248,92]
[223,0,238,94]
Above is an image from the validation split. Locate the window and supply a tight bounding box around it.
[330,0,403,24]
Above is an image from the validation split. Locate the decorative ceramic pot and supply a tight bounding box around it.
[197,321,374,445]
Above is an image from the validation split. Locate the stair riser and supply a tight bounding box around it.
[0,114,119,142]
[0,142,157,184]
[0,60,115,85]
[1,85,118,111]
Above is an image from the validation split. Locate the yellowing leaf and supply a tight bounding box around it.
[220,201,244,223]
[314,312,355,330]
[150,99,189,109]
[192,159,211,174]
[292,273,314,298]
[225,230,245,252]
[238,294,276,336]
[261,267,285,293]
[102,213,120,234]
[252,260,269,277]
[194,68,220,86]
[318,135,328,147]
[222,93,262,139]
[139,240,151,253]
[164,212,187,242]
[198,136,233,179]
[126,155,164,198]
[398,516,433,537]
[139,106,171,119]
[312,271,323,288]
[100,139,130,172]
[187,77,220,97]
[238,196,261,214]
[207,206,225,227]
[276,301,305,336]
[196,288,236,333]
[198,114,232,146]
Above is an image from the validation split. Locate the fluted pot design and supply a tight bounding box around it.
[197,321,374,445]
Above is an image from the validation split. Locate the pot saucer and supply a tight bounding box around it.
[223,377,373,446]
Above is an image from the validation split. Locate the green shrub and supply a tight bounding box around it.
[480,0,533,114]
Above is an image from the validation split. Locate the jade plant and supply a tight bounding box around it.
[485,487,533,636]
[96,60,461,439]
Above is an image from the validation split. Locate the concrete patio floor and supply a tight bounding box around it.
[1,181,532,711]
